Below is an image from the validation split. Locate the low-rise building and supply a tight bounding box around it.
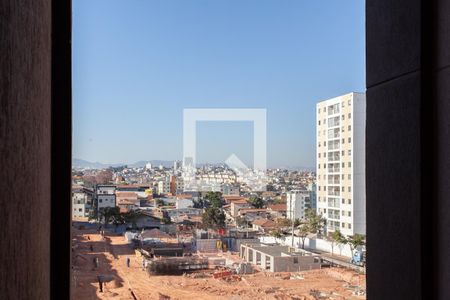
[72,186,94,218]
[251,218,277,233]
[240,243,321,272]
[96,184,116,209]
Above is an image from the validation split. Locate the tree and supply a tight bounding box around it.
[82,175,97,187]
[162,216,172,224]
[297,223,310,249]
[205,192,223,208]
[346,234,365,256]
[269,229,283,238]
[95,170,113,184]
[276,218,292,227]
[111,212,125,232]
[98,206,121,228]
[202,207,225,229]
[329,230,346,256]
[88,208,98,222]
[304,208,325,235]
[235,216,248,228]
[154,199,165,207]
[249,196,264,208]
[123,210,140,229]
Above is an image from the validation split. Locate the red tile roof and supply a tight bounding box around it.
[252,218,277,228]
[267,204,287,211]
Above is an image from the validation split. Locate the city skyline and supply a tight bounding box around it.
[73,0,365,168]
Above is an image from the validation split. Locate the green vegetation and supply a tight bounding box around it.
[329,229,346,256]
[201,207,225,229]
[248,196,264,208]
[295,209,326,249]
[269,229,283,238]
[98,206,121,228]
[345,234,365,256]
[205,191,223,208]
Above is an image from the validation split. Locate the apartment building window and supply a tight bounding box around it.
[348,187,351,192]
[318,120,321,125]
[324,152,326,157]
[342,150,345,156]
[324,141,326,146]
[318,108,321,114]
[348,199,351,205]
[348,174,351,180]
[348,162,351,167]
[348,150,351,155]
[348,224,351,229]
[348,137,351,143]
[318,153,321,158]
[348,99,351,106]
[342,115,345,120]
[342,126,345,132]
[323,107,326,112]
[348,125,351,131]
[342,162,345,168]
[318,142,321,147]
[342,198,345,204]
[348,113,351,119]
[342,138,345,144]
[348,212,351,217]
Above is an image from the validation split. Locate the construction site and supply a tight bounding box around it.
[72,224,366,300]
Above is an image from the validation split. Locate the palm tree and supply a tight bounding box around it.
[304,209,326,235]
[346,234,365,256]
[329,230,346,256]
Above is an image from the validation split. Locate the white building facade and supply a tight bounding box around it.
[286,190,311,221]
[316,92,366,236]
[72,187,94,218]
[96,185,116,209]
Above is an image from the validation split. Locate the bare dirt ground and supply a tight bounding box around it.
[72,227,366,300]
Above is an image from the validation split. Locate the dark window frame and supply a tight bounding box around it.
[47,0,447,299]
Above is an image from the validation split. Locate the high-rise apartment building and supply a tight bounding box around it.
[286,190,311,221]
[316,92,366,236]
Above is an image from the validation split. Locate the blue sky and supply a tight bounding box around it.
[73,0,365,169]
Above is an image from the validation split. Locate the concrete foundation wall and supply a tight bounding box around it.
[259,236,354,258]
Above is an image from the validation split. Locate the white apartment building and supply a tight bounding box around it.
[72,187,94,218]
[286,190,311,221]
[96,185,116,209]
[316,92,366,236]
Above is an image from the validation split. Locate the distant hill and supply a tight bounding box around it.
[72,158,174,169]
